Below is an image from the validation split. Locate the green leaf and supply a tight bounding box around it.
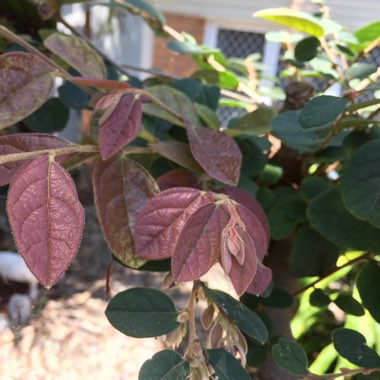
[332,328,380,368]
[58,80,91,110]
[228,107,276,136]
[357,261,380,323]
[253,8,324,37]
[271,111,329,152]
[105,288,179,337]
[262,288,293,308]
[167,40,218,55]
[345,63,377,81]
[207,349,251,380]
[142,85,200,127]
[24,98,69,133]
[309,289,331,307]
[299,96,348,131]
[138,350,189,380]
[195,103,219,129]
[334,294,365,316]
[236,137,267,178]
[203,286,268,344]
[295,37,320,62]
[342,140,380,228]
[354,21,380,51]
[299,176,332,200]
[307,188,380,252]
[290,226,340,277]
[257,164,283,186]
[272,337,309,376]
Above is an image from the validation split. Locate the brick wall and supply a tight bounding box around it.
[153,13,205,77]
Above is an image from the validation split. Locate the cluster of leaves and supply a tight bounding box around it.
[0,0,380,378]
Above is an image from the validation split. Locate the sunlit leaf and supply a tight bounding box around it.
[186,125,242,185]
[44,33,106,79]
[0,52,54,128]
[93,157,158,267]
[7,156,84,287]
[353,21,380,51]
[254,8,324,37]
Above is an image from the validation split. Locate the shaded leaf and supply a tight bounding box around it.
[236,137,267,178]
[58,80,91,110]
[309,289,331,307]
[345,63,377,81]
[254,8,324,37]
[299,176,332,200]
[152,141,202,172]
[332,328,380,368]
[342,140,380,228]
[93,157,158,267]
[0,52,54,128]
[228,107,276,136]
[246,263,272,296]
[299,96,348,131]
[207,349,251,380]
[156,169,198,191]
[334,294,364,316]
[295,37,320,62]
[6,156,84,287]
[135,187,214,260]
[263,288,293,308]
[290,226,340,277]
[272,337,308,376]
[98,95,142,160]
[194,103,219,129]
[142,85,200,127]
[0,133,71,186]
[203,286,268,344]
[307,188,380,251]
[186,125,242,185]
[172,203,230,282]
[24,98,69,133]
[357,261,380,323]
[139,350,189,380]
[44,33,106,79]
[105,288,179,337]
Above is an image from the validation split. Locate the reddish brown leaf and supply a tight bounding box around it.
[156,169,198,191]
[236,204,268,261]
[0,52,54,128]
[0,133,72,186]
[6,156,84,288]
[152,141,202,172]
[224,187,270,247]
[228,245,257,296]
[172,203,231,282]
[93,156,159,266]
[98,95,142,160]
[135,187,214,260]
[44,33,106,79]
[246,263,272,296]
[186,124,242,185]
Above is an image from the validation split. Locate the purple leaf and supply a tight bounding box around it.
[172,203,231,282]
[156,169,198,191]
[134,187,214,260]
[93,157,159,266]
[0,52,54,128]
[6,156,84,288]
[246,263,272,296]
[98,95,142,160]
[186,124,242,185]
[0,133,72,186]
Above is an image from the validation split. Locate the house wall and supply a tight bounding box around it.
[153,0,379,32]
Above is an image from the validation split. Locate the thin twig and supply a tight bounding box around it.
[292,252,371,297]
[0,145,99,165]
[304,367,380,379]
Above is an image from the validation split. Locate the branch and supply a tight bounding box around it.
[292,252,371,297]
[304,367,380,379]
[0,145,99,165]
